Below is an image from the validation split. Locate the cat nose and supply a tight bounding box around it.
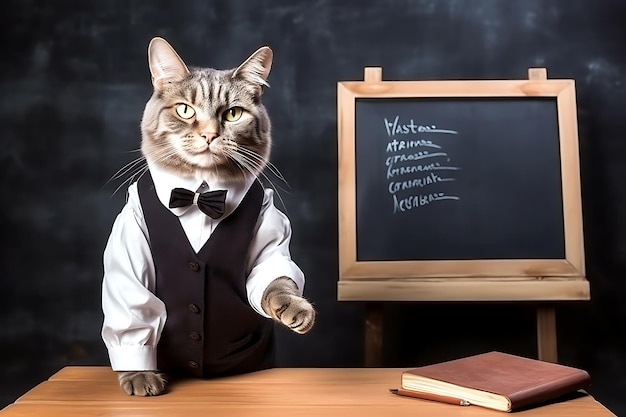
[200,132,219,143]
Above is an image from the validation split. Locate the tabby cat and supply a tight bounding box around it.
[101,37,315,396]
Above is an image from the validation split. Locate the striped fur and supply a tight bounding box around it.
[115,38,315,397]
[141,39,273,184]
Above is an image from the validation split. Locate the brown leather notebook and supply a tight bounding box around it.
[401,351,591,412]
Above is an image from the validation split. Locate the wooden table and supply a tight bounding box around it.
[0,367,616,416]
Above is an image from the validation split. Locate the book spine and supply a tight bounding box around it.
[508,372,591,410]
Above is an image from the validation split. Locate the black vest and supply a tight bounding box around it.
[137,172,274,378]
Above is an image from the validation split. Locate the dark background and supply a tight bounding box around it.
[1,1,625,415]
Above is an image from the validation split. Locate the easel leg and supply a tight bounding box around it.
[536,306,558,363]
[364,303,383,367]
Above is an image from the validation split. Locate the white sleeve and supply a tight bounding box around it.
[101,183,166,371]
[245,189,305,318]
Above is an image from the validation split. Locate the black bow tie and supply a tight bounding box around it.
[168,188,228,219]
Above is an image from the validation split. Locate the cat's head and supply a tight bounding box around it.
[141,37,273,183]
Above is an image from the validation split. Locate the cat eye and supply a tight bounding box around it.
[223,106,243,122]
[175,103,196,119]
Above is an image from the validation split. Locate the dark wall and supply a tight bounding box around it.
[1,1,625,415]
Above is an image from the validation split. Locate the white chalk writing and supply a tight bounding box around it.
[393,193,460,212]
[381,115,461,214]
[388,172,455,194]
[384,116,459,137]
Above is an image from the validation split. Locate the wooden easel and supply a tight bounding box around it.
[529,68,558,363]
[363,302,558,366]
[338,67,588,366]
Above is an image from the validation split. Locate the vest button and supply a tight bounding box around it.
[188,304,200,314]
[188,261,200,272]
[187,360,199,369]
[189,331,201,341]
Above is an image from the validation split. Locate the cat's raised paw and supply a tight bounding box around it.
[262,277,315,334]
[118,371,166,396]
[276,294,316,334]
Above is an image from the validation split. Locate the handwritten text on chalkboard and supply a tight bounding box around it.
[384,116,460,213]
[352,97,565,261]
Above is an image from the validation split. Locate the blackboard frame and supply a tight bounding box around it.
[337,68,589,302]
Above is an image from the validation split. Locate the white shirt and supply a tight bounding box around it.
[101,162,305,371]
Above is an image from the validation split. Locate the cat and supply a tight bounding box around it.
[101,37,315,397]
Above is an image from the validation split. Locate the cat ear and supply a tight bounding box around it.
[232,46,273,89]
[147,37,190,91]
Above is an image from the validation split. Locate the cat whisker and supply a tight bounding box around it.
[109,164,148,198]
[227,144,290,194]
[145,146,179,166]
[223,148,261,182]
[106,146,179,198]
[104,158,147,197]
[236,146,289,188]
[225,149,290,215]
[231,155,258,186]
[232,147,292,205]
[106,156,147,183]
[121,148,143,154]
[117,146,180,195]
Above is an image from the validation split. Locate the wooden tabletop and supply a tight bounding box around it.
[0,367,616,416]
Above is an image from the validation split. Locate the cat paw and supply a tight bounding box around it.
[276,294,316,334]
[118,371,166,396]
[262,277,315,334]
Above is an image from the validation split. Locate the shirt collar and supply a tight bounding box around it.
[147,161,255,218]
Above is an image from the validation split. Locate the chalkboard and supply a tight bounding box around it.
[337,69,588,296]
[354,97,564,261]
